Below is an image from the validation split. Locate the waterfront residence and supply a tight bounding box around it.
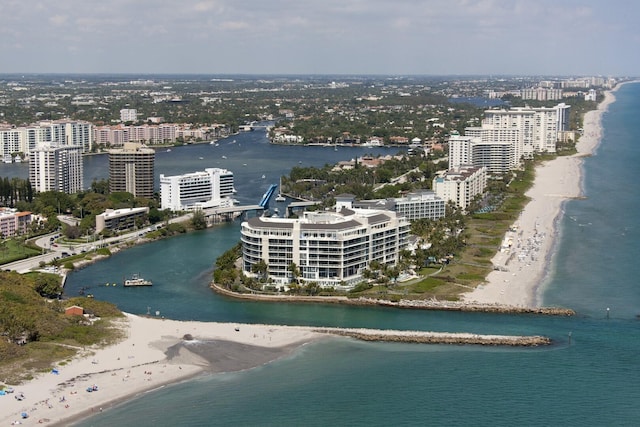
[108,143,155,199]
[241,204,410,290]
[0,120,92,156]
[160,168,236,211]
[29,143,84,194]
[351,191,446,221]
[96,207,149,233]
[432,166,487,211]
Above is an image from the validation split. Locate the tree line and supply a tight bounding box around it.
[0,176,34,207]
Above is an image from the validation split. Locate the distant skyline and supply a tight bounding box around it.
[1,0,638,76]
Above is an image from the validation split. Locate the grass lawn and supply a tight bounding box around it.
[0,239,41,265]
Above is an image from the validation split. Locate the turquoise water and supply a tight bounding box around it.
[67,84,640,426]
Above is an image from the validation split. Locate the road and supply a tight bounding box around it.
[3,212,192,274]
[3,227,160,274]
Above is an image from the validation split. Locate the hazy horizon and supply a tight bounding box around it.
[1,0,638,76]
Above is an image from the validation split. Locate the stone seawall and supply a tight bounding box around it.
[211,283,575,316]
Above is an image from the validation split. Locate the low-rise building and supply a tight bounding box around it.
[352,191,446,221]
[95,207,149,233]
[0,208,32,237]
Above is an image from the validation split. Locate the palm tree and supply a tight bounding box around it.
[251,259,269,282]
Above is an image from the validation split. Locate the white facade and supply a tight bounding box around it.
[29,144,83,194]
[449,133,515,173]
[393,191,446,221]
[432,166,487,210]
[160,168,235,211]
[0,120,92,155]
[448,134,474,170]
[241,207,410,289]
[120,109,138,122]
[480,105,561,158]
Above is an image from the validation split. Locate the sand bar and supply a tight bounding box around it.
[1,313,551,425]
[463,86,620,307]
[0,314,321,426]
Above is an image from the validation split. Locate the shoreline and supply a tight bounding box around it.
[211,282,574,315]
[1,314,551,426]
[462,85,621,307]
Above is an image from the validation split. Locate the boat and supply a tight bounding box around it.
[123,273,152,287]
[222,155,227,159]
[2,154,12,164]
[275,177,286,202]
[261,174,266,179]
[199,156,204,160]
[166,148,171,152]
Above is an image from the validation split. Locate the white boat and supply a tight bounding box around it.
[222,155,227,159]
[123,273,152,287]
[3,154,12,164]
[275,177,286,202]
[166,148,171,152]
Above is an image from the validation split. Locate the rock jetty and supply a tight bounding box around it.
[312,327,551,347]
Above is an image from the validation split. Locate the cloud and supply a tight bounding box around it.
[49,15,68,26]
[0,0,637,75]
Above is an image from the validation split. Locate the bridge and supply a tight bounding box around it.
[259,184,279,208]
[199,184,278,224]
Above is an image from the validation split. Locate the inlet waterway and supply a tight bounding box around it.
[7,93,640,426]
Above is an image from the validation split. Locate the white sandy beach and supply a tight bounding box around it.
[463,87,619,307]
[0,312,551,425]
[0,314,323,426]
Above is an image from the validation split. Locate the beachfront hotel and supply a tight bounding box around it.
[241,206,410,289]
[29,143,84,194]
[159,168,236,211]
[108,143,155,199]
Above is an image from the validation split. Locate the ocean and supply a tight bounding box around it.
[53,83,640,425]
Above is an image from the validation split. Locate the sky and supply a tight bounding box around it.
[1,0,638,76]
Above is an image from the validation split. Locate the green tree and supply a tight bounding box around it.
[190,210,207,230]
[251,260,268,281]
[32,273,63,298]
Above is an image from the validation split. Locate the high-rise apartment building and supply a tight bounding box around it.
[1,120,92,156]
[29,144,83,194]
[432,166,487,210]
[241,207,410,289]
[108,143,155,198]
